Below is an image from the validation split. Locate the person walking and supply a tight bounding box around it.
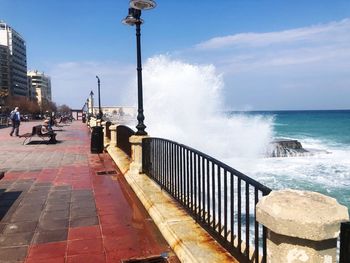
[9,107,21,136]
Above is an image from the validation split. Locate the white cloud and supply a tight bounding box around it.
[195,18,350,50]
[185,18,350,75]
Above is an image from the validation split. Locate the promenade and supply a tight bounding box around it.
[0,121,178,263]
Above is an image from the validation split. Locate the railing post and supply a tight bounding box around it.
[129,135,149,173]
[340,221,350,263]
[256,189,349,263]
[109,124,117,147]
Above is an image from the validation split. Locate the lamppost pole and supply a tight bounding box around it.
[135,20,146,135]
[123,0,156,136]
[89,90,94,116]
[96,76,102,119]
[86,99,89,114]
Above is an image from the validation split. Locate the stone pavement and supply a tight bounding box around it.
[0,121,178,263]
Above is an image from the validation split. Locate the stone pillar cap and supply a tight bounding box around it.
[256,189,349,240]
[109,124,117,130]
[129,135,149,143]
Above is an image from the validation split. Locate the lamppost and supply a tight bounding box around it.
[122,0,156,136]
[85,98,89,114]
[89,90,94,116]
[96,76,102,119]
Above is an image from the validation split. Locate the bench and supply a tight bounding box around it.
[20,125,57,145]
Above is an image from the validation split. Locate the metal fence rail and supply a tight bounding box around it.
[142,137,272,263]
[116,125,135,157]
[340,221,350,263]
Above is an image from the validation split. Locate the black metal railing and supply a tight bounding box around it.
[340,221,350,263]
[142,137,271,263]
[117,125,135,157]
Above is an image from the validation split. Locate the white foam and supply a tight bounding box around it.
[141,55,274,159]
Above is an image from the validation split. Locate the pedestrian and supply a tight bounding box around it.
[9,107,20,137]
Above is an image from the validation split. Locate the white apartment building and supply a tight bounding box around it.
[0,21,28,97]
[27,70,52,106]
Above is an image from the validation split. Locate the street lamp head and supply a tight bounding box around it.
[130,0,156,10]
[122,8,143,26]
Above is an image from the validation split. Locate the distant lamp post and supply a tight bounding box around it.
[122,0,156,135]
[96,76,102,119]
[90,90,94,116]
[85,99,89,114]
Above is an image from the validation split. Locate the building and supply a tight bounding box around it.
[27,76,35,101]
[0,21,28,97]
[27,70,52,106]
[0,44,10,105]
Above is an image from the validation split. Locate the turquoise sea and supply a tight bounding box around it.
[256,110,350,146]
[240,110,350,212]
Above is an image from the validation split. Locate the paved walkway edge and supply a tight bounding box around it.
[106,145,130,174]
[107,146,238,263]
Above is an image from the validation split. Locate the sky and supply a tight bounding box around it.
[1,0,350,110]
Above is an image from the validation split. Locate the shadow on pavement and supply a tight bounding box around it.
[0,190,22,220]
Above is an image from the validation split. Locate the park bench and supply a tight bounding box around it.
[20,125,57,145]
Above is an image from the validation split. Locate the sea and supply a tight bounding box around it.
[233,110,350,212]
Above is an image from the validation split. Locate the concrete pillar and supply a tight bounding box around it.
[129,135,149,173]
[109,124,117,147]
[256,189,349,263]
[90,118,97,128]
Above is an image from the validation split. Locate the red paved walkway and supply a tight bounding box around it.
[0,121,178,263]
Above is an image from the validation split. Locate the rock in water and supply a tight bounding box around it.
[267,139,310,157]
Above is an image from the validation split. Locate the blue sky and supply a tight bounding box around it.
[1,0,350,110]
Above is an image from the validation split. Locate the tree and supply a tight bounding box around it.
[57,104,71,114]
[4,94,57,115]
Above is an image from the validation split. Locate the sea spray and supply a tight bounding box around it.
[139,55,274,160]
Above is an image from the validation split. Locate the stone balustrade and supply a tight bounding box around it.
[257,189,349,263]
